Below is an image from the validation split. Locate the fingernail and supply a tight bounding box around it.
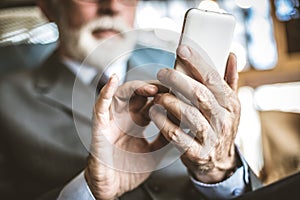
[110,73,118,82]
[147,85,157,91]
[177,45,191,59]
[109,74,119,87]
[157,68,168,80]
[146,85,158,93]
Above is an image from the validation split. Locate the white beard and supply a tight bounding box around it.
[59,16,136,72]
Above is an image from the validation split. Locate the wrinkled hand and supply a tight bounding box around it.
[85,75,166,200]
[149,45,240,183]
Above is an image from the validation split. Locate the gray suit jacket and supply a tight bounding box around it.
[0,51,92,199]
[0,48,259,200]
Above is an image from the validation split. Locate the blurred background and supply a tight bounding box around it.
[0,0,299,186]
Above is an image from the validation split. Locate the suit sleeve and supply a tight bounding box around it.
[57,171,95,200]
[190,147,262,199]
[58,148,261,200]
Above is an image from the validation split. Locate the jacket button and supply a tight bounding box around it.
[149,183,161,193]
[152,185,161,193]
[232,188,243,196]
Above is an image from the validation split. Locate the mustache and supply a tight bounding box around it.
[83,16,132,35]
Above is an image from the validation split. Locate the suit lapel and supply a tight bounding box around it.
[34,51,95,122]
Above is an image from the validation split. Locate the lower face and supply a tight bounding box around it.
[58,14,137,71]
[55,0,138,68]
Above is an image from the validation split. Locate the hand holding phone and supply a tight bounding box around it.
[151,8,241,185]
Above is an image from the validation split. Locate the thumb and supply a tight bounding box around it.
[224,53,238,92]
[91,74,119,162]
[94,74,119,128]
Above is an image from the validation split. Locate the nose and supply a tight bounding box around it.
[97,0,120,16]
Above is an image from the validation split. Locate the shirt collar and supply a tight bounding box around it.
[62,57,127,86]
[63,58,98,85]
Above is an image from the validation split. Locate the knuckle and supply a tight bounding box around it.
[160,93,179,110]
[93,107,101,118]
[194,130,205,145]
[200,122,210,134]
[186,144,208,163]
[184,106,200,125]
[221,120,230,133]
[194,123,209,144]
[167,126,181,142]
[206,70,221,85]
[194,88,213,110]
[160,93,172,104]
[96,113,107,125]
[227,94,241,114]
[93,107,108,126]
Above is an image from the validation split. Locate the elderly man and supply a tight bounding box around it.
[0,0,260,199]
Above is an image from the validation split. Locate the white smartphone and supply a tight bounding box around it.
[175,8,236,77]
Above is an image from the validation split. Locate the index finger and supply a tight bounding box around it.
[115,80,158,101]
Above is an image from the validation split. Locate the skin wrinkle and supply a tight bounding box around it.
[86,157,117,199]
[155,93,182,127]
[155,74,239,173]
[185,110,209,146]
[155,93,213,148]
[193,84,214,112]
[167,125,183,145]
[194,131,205,145]
[182,149,213,171]
[214,123,235,163]
[216,86,237,112]
[183,106,202,131]
[178,46,234,102]
[177,47,235,112]
[88,77,165,199]
[177,47,211,84]
[205,70,222,88]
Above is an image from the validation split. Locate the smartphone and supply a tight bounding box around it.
[175,8,236,77]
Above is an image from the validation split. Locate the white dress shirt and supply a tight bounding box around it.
[63,57,127,86]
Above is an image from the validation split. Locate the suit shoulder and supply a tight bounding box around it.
[0,68,37,92]
[0,68,40,116]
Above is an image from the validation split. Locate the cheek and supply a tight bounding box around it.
[64,4,99,29]
[121,8,136,27]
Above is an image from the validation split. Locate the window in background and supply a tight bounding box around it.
[135,0,198,51]
[0,0,286,72]
[137,0,279,72]
[274,0,300,54]
[0,6,58,45]
[219,0,278,71]
[0,6,58,76]
[218,0,249,72]
[275,0,299,21]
